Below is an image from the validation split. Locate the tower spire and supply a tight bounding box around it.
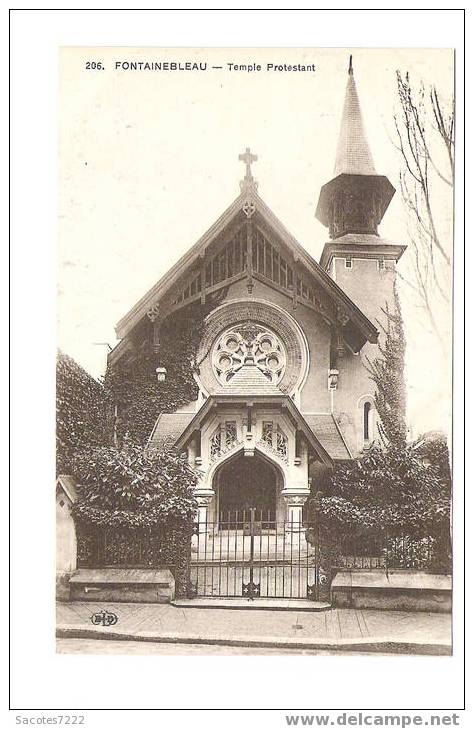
[334,58,376,177]
[316,60,395,239]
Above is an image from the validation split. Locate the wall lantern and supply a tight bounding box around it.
[156,366,167,383]
[328,369,339,390]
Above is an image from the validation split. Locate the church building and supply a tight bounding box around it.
[108,61,405,535]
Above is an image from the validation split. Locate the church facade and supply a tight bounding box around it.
[108,63,405,533]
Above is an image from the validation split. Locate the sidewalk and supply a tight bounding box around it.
[56,600,451,655]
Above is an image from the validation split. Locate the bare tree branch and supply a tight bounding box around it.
[395,71,452,268]
[394,70,453,346]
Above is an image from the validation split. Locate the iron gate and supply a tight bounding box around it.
[190,508,330,601]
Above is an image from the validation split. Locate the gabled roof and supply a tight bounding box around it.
[114,186,378,347]
[148,395,352,465]
[304,414,352,460]
[115,191,248,339]
[147,411,195,451]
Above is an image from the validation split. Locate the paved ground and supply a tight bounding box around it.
[56,601,451,655]
[57,638,370,655]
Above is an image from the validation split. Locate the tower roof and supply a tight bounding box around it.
[315,57,395,239]
[334,59,377,177]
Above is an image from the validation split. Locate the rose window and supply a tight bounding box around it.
[212,323,286,386]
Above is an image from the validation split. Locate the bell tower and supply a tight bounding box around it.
[316,57,406,326]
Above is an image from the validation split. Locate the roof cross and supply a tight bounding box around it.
[239,147,258,192]
[239,147,258,177]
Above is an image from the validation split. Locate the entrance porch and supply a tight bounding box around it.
[197,449,309,533]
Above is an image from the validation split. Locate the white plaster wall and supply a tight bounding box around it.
[56,494,77,573]
[330,257,397,454]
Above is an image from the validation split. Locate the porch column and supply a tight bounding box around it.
[194,491,214,534]
[282,491,310,538]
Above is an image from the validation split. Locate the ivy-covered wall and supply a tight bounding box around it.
[57,321,205,589]
[56,350,107,474]
[105,301,213,446]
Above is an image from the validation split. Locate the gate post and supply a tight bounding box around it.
[195,491,214,533]
[283,492,309,542]
[305,492,332,602]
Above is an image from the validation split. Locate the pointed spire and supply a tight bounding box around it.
[315,58,395,239]
[333,58,377,177]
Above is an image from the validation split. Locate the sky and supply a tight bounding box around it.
[58,47,454,438]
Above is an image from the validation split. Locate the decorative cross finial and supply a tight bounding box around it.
[239,147,258,192]
[239,147,258,177]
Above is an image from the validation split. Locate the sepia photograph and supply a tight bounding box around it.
[54,46,455,659]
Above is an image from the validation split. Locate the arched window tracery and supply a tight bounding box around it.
[212,323,287,386]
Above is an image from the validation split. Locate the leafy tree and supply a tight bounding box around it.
[72,441,199,596]
[56,350,107,474]
[322,439,450,532]
[57,310,206,594]
[366,284,407,448]
[318,435,451,570]
[72,440,198,528]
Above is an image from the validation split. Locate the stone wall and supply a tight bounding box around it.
[331,570,452,613]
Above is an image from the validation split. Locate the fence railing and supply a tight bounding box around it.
[336,532,451,572]
[76,524,451,576]
[77,529,162,568]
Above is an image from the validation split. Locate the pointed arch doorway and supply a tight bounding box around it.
[217,452,277,528]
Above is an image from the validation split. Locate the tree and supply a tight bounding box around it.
[322,439,450,532]
[72,441,199,596]
[394,70,453,352]
[56,350,107,474]
[319,283,452,571]
[320,436,451,570]
[366,284,407,448]
[72,440,198,528]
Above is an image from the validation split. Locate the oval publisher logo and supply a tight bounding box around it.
[90,610,118,627]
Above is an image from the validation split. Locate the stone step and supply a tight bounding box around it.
[172,597,331,611]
